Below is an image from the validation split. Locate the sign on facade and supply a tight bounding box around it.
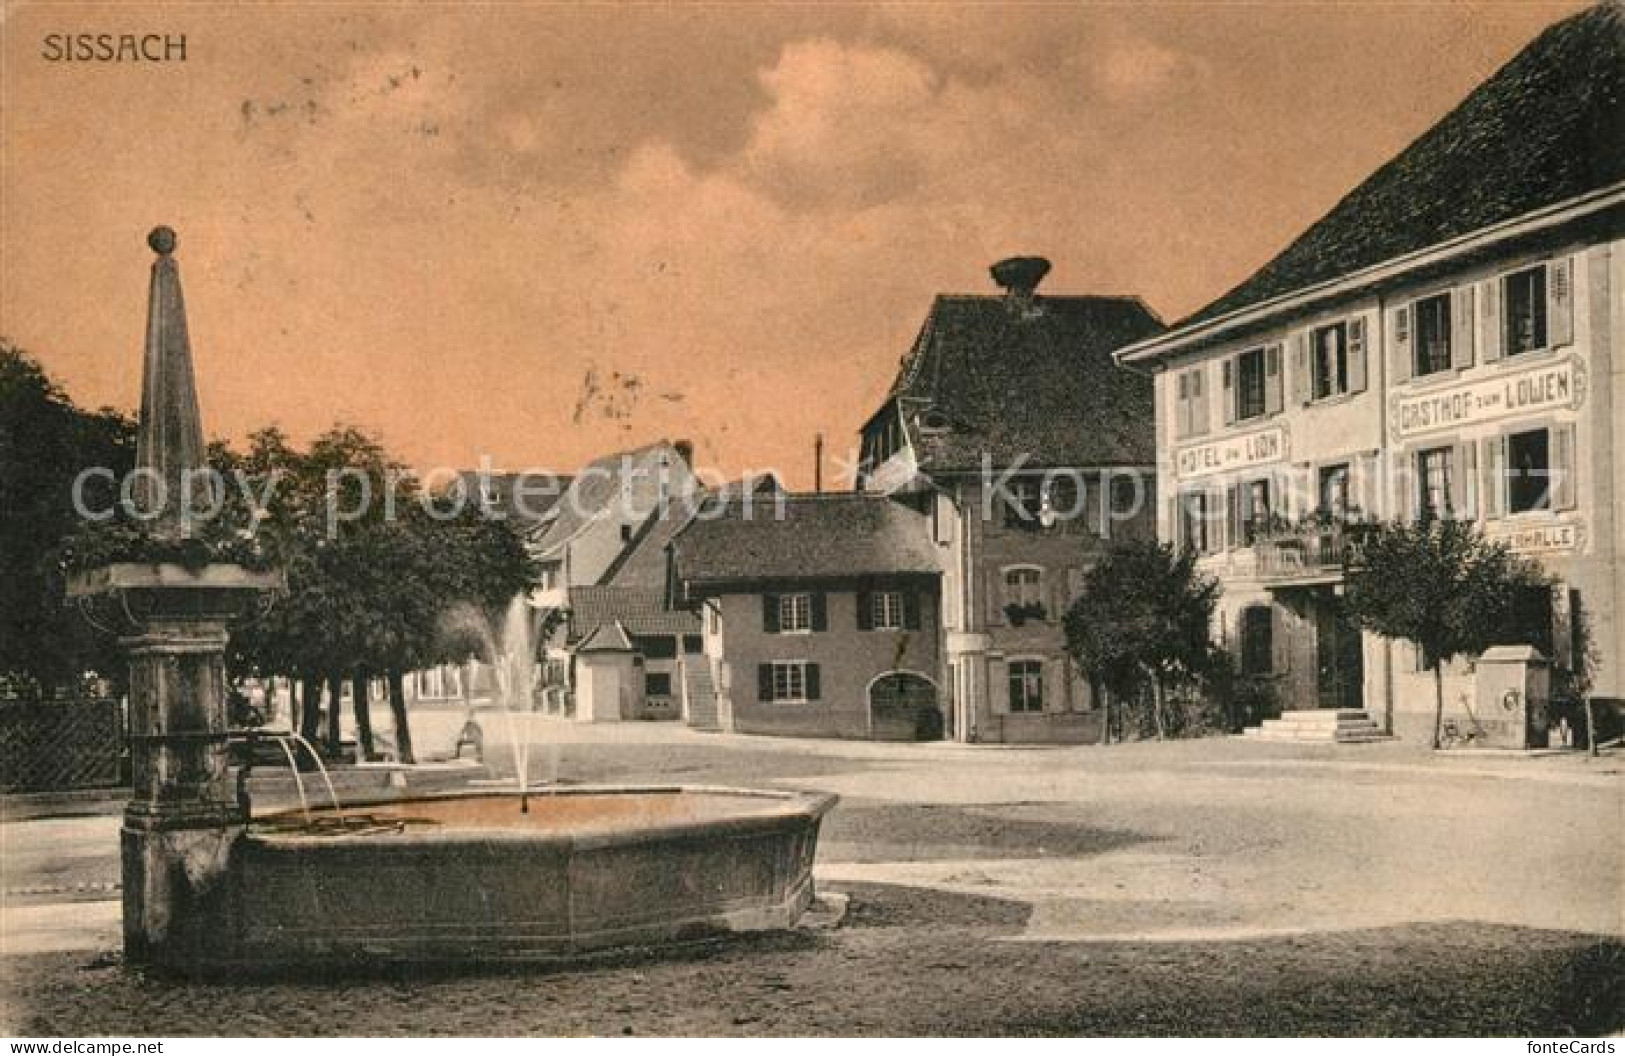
[1175,425,1288,480]
[1390,356,1585,442]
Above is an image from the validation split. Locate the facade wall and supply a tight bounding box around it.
[706,581,940,739]
[935,471,1155,744]
[1151,233,1623,734]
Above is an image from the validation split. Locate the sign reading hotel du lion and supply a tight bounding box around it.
[1175,425,1288,480]
[1390,355,1586,442]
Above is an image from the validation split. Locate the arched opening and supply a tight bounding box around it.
[868,671,942,741]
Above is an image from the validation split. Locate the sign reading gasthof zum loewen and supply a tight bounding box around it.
[1391,355,1584,441]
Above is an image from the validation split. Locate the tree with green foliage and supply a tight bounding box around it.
[1063,540,1221,742]
[1343,516,1545,750]
[0,343,134,696]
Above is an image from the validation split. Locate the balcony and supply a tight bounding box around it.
[1252,520,1368,585]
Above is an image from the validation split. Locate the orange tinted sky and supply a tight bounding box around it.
[0,1,1584,487]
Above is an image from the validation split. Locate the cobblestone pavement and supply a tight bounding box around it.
[2,727,1621,1035]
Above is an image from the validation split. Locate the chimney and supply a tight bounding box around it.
[672,439,694,467]
[990,256,1051,315]
[814,433,824,494]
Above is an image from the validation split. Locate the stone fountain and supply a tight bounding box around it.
[71,229,834,975]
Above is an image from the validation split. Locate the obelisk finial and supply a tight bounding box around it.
[133,225,208,538]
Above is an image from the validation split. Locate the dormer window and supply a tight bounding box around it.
[916,407,950,434]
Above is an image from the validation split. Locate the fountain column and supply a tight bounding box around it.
[71,228,281,969]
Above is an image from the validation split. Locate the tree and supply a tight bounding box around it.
[1343,516,1544,750]
[0,343,134,695]
[1063,540,1221,742]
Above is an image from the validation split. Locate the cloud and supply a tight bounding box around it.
[1097,34,1212,102]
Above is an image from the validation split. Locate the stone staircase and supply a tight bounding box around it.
[1241,709,1392,743]
[681,659,721,732]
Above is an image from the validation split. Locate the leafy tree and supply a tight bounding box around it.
[1343,516,1544,749]
[0,343,134,695]
[1064,540,1221,742]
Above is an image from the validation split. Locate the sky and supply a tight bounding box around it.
[0,0,1585,488]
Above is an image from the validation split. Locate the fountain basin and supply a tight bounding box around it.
[199,786,835,972]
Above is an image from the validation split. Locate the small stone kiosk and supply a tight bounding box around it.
[1472,644,1553,749]
[573,620,640,722]
[68,229,282,969]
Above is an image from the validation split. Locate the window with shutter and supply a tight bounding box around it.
[1235,348,1268,421]
[1418,446,1454,519]
[1452,285,1475,369]
[1414,294,1453,377]
[1347,316,1368,394]
[1506,428,1551,514]
[1552,423,1577,511]
[1548,258,1574,348]
[1263,344,1284,415]
[1390,304,1413,384]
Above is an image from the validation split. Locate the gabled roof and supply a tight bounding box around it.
[599,473,783,588]
[672,493,941,590]
[456,470,572,530]
[567,586,699,639]
[1179,3,1625,330]
[531,440,692,556]
[880,293,1163,472]
[576,620,634,653]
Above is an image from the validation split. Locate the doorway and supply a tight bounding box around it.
[1315,598,1364,711]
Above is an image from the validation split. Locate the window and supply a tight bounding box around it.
[637,635,677,660]
[1243,478,1272,544]
[1003,478,1042,528]
[1236,347,1268,420]
[1418,446,1454,518]
[1110,476,1139,518]
[768,661,811,702]
[1176,367,1208,438]
[1506,428,1551,514]
[1503,267,1547,356]
[1004,567,1043,608]
[1240,607,1273,676]
[1318,463,1351,519]
[683,634,704,654]
[870,591,904,631]
[1311,322,1348,400]
[1008,660,1044,713]
[620,524,633,543]
[1043,475,1081,522]
[1414,293,1453,376]
[778,593,811,632]
[645,673,672,697]
[1179,491,1210,555]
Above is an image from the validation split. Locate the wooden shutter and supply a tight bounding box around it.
[1405,452,1421,523]
[1264,343,1284,415]
[1221,358,1237,425]
[856,590,873,631]
[1347,316,1369,394]
[1548,257,1574,348]
[1482,437,1507,520]
[762,594,780,633]
[1452,286,1475,370]
[1225,485,1241,549]
[1390,304,1412,385]
[810,592,828,632]
[805,663,821,701]
[758,663,773,701]
[1456,442,1478,520]
[1480,278,1503,363]
[1174,371,1190,441]
[987,569,1006,625]
[1290,331,1312,405]
[1190,368,1209,435]
[902,590,922,631]
[1552,423,1577,511]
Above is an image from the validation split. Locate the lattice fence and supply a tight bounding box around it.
[0,694,124,793]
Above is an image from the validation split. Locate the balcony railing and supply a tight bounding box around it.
[1252,521,1369,581]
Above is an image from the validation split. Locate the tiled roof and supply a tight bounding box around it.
[883,294,1163,471]
[600,473,782,588]
[576,620,634,653]
[672,493,941,590]
[455,471,572,529]
[1180,3,1625,328]
[531,441,691,555]
[567,586,699,639]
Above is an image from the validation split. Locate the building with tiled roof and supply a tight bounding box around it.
[851,258,1164,744]
[1113,3,1624,745]
[671,493,944,739]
